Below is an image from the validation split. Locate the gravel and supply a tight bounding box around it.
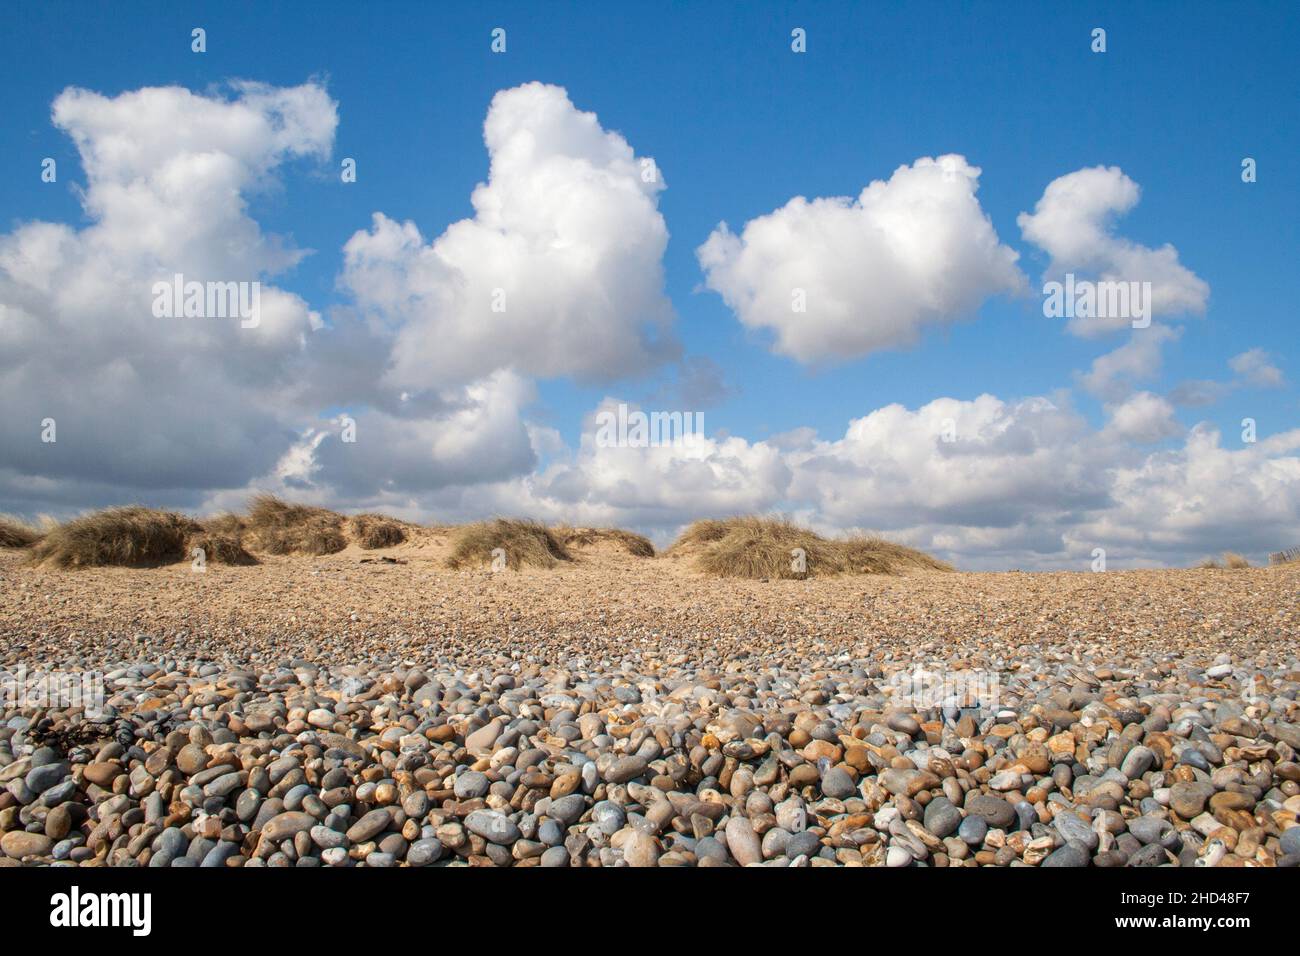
[1,548,1298,867]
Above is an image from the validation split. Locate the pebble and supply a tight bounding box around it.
[923,797,961,839]
[965,793,1017,830]
[725,816,762,866]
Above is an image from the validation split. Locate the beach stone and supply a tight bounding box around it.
[465,719,504,754]
[1,831,52,858]
[623,831,660,867]
[605,756,648,784]
[1120,746,1156,780]
[547,794,586,827]
[1128,816,1172,845]
[725,816,762,866]
[408,838,443,866]
[1041,843,1089,867]
[1170,781,1213,819]
[1054,811,1099,850]
[347,808,392,843]
[821,767,856,799]
[540,846,569,867]
[958,816,987,846]
[923,797,961,838]
[44,804,72,840]
[453,771,490,799]
[1128,843,1170,867]
[965,793,1016,829]
[786,831,821,859]
[465,810,520,845]
[175,745,208,776]
[591,801,625,835]
[1279,827,1300,857]
[260,811,316,842]
[25,762,69,795]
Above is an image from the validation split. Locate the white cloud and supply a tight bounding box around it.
[1073,424,1300,562]
[0,82,337,499]
[1103,391,1183,444]
[1,81,679,516]
[341,82,678,389]
[784,394,1110,535]
[1018,166,1209,336]
[1229,348,1285,388]
[1077,325,1180,400]
[697,154,1024,363]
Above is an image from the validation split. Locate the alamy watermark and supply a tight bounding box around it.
[887,666,1001,711]
[594,403,705,448]
[1043,273,1151,328]
[0,666,104,717]
[152,273,260,328]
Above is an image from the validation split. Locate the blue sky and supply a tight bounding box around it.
[1,1,1297,568]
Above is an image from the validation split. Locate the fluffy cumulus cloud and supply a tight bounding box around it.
[0,81,678,515]
[765,395,1129,568]
[780,398,1295,567]
[0,82,337,507]
[1075,425,1300,563]
[479,400,792,530]
[341,82,678,389]
[697,155,1024,364]
[1018,166,1210,336]
[1102,391,1183,444]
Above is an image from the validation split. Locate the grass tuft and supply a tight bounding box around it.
[1198,552,1252,570]
[0,515,42,548]
[186,531,258,566]
[348,513,407,550]
[671,515,951,579]
[244,494,346,556]
[838,534,953,574]
[26,507,201,568]
[446,518,573,570]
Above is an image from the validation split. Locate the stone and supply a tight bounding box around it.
[465,719,505,754]
[453,771,491,799]
[958,816,988,846]
[605,756,648,784]
[820,767,856,799]
[1120,746,1156,780]
[464,810,520,845]
[1053,811,1099,851]
[25,762,69,795]
[408,838,443,866]
[965,793,1016,830]
[1170,781,1213,819]
[622,831,660,867]
[1,831,53,858]
[1041,843,1089,867]
[725,816,762,866]
[260,811,317,842]
[347,808,392,843]
[924,797,961,838]
[1279,827,1300,857]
